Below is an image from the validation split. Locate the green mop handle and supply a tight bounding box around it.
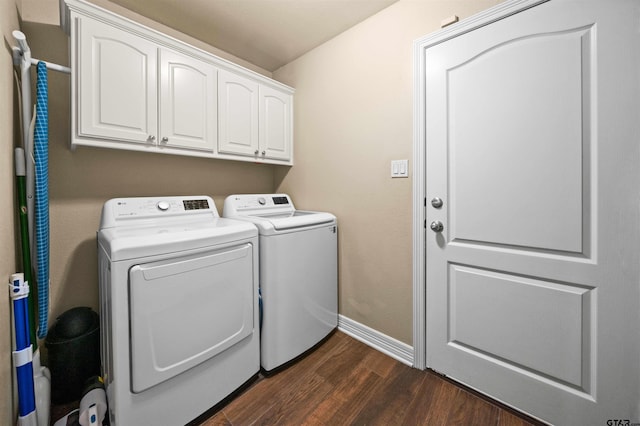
[15,148,37,349]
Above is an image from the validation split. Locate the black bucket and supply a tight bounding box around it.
[45,307,100,404]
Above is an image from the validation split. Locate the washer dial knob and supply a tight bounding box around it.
[157,201,170,211]
[258,197,266,205]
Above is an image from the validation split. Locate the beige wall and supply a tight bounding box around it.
[88,0,271,76]
[18,0,59,26]
[1,0,21,423]
[274,0,501,344]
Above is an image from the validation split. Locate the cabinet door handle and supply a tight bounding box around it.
[261,151,266,155]
[148,135,156,142]
[254,150,259,155]
[161,137,169,144]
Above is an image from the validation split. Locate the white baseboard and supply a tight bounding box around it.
[338,315,414,367]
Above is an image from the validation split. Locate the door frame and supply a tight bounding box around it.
[411,0,548,369]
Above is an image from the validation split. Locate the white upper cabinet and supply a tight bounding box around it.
[66,0,294,165]
[78,18,158,145]
[218,71,293,161]
[77,18,216,152]
[218,70,259,157]
[159,49,216,151]
[260,85,292,161]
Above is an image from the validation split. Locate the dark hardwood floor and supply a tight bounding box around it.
[200,331,543,426]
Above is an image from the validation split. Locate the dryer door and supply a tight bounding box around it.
[128,243,254,393]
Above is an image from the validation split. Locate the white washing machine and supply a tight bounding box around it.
[223,194,338,373]
[97,196,259,425]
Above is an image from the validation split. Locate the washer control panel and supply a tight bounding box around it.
[223,194,294,216]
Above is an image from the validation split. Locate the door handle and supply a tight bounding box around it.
[430,221,444,233]
[431,197,443,208]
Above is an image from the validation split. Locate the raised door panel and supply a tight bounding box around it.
[448,31,583,253]
[78,18,157,144]
[259,86,292,161]
[159,49,216,152]
[218,70,259,157]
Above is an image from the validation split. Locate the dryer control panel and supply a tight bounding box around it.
[100,196,218,228]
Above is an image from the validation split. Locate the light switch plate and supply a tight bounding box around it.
[391,160,409,178]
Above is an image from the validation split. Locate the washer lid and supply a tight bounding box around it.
[246,211,336,231]
[98,217,257,261]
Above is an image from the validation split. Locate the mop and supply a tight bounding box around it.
[15,146,50,425]
[10,273,37,426]
[14,116,36,343]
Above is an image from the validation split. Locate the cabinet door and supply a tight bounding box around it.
[259,86,292,161]
[218,70,259,156]
[159,49,216,152]
[78,18,157,144]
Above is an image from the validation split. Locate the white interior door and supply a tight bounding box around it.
[424,1,640,424]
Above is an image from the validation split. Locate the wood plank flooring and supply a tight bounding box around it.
[199,331,543,426]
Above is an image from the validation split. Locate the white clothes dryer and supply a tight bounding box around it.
[223,194,337,373]
[98,196,259,425]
